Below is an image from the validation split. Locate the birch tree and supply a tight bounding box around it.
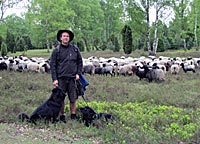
[151,0,171,56]
[191,0,199,51]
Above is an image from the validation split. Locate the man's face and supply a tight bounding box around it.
[60,32,70,45]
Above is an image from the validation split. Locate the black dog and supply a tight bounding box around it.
[78,106,114,127]
[18,87,66,124]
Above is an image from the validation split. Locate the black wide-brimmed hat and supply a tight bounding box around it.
[57,29,74,42]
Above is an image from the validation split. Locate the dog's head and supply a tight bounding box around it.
[51,87,66,102]
[79,106,97,119]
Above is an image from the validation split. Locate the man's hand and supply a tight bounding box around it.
[75,74,80,80]
[53,80,58,87]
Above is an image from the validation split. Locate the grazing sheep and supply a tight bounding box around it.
[82,64,95,75]
[146,67,165,82]
[135,65,149,80]
[118,63,136,76]
[27,62,40,73]
[95,67,103,75]
[101,65,114,76]
[180,62,196,73]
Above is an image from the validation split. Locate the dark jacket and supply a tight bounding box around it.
[50,44,83,81]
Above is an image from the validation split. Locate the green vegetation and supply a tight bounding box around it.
[0,50,200,143]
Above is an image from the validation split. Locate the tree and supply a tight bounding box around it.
[151,0,171,56]
[190,0,200,51]
[140,0,151,55]
[15,36,25,52]
[26,0,74,51]
[5,30,15,53]
[100,0,123,43]
[0,35,3,50]
[1,42,7,56]
[170,0,191,51]
[0,0,23,23]
[121,25,132,54]
[68,0,105,51]
[123,0,146,51]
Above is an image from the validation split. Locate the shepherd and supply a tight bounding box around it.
[50,29,83,122]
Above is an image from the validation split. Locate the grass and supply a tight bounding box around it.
[1,49,200,143]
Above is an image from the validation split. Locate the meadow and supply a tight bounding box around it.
[0,49,200,144]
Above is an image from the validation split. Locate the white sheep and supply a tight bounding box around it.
[170,64,180,75]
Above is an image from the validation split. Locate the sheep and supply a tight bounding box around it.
[180,62,196,73]
[146,67,165,82]
[0,62,7,71]
[38,62,51,73]
[82,64,95,75]
[101,65,114,76]
[27,62,40,73]
[170,64,180,75]
[152,63,167,73]
[95,67,103,75]
[118,63,137,76]
[8,59,18,71]
[17,61,28,72]
[135,65,149,80]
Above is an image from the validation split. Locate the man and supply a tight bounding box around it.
[50,29,83,122]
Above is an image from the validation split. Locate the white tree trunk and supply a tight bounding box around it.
[45,9,50,53]
[152,9,159,56]
[146,0,151,55]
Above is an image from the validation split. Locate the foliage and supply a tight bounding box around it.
[121,25,133,54]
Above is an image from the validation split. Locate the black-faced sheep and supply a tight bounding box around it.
[135,65,149,80]
[180,62,196,73]
[170,64,180,75]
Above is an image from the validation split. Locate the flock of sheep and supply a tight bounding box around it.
[82,55,200,82]
[0,54,200,82]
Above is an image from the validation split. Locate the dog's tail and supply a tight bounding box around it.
[18,112,30,122]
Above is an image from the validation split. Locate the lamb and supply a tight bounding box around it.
[180,62,196,73]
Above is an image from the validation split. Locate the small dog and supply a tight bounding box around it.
[78,106,114,127]
[18,87,66,124]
